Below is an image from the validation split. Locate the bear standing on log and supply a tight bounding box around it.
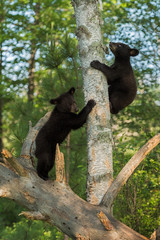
[35,87,96,180]
[91,42,139,114]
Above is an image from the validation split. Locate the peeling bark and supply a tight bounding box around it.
[72,0,113,205]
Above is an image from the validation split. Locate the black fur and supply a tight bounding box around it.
[35,87,96,180]
[90,42,139,114]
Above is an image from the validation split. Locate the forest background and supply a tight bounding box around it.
[0,0,160,239]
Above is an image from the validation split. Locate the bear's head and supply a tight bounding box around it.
[109,42,139,60]
[50,87,79,113]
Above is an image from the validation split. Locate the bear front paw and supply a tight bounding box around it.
[87,99,96,108]
[90,60,100,69]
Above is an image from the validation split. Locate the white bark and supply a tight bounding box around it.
[72,0,113,205]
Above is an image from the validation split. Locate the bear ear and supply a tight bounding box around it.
[130,48,139,57]
[68,87,75,95]
[50,98,58,105]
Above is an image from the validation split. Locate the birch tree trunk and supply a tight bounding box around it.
[72,0,113,206]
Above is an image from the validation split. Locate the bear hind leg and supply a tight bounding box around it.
[109,91,127,114]
[36,147,56,180]
[37,152,51,180]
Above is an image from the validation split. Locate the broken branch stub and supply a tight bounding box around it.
[55,144,66,183]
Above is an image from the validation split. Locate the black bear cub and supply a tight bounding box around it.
[90,42,139,114]
[35,87,96,180]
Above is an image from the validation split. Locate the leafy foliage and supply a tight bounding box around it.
[0,218,64,240]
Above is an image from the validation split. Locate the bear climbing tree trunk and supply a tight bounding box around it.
[72,0,113,206]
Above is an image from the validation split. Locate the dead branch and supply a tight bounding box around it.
[20,111,51,158]
[102,133,160,209]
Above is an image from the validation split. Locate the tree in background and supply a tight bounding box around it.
[0,0,9,155]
